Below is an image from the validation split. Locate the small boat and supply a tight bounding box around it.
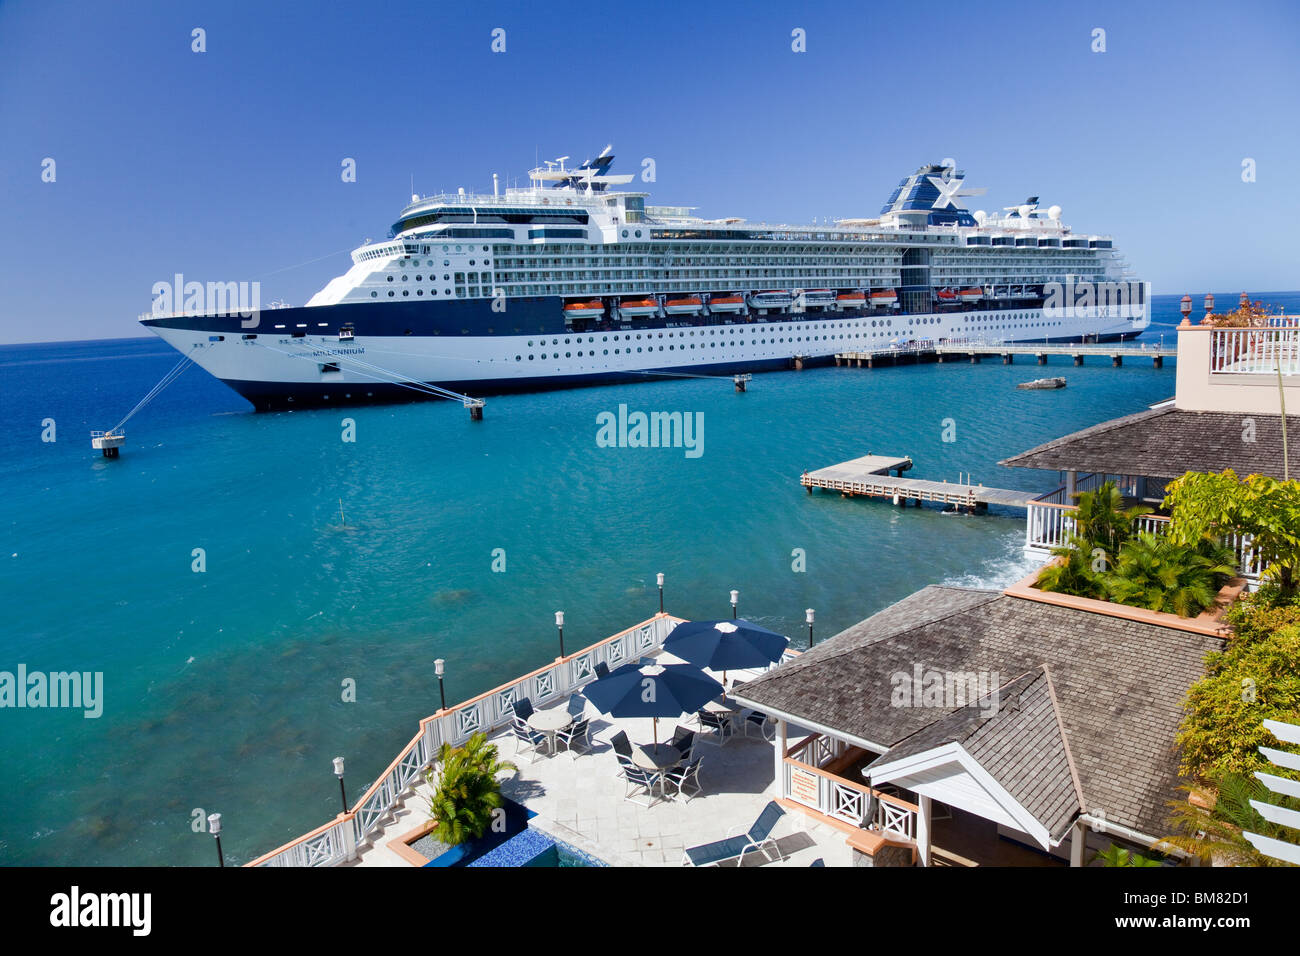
[1016,376,1067,390]
[563,300,605,318]
[959,287,983,304]
[748,290,793,310]
[707,293,745,313]
[663,296,704,315]
[618,297,660,317]
[869,289,898,308]
[836,290,866,309]
[936,289,958,302]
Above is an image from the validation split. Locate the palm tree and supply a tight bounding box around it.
[1159,774,1298,867]
[425,732,517,847]
[1103,533,1238,617]
[1071,481,1152,564]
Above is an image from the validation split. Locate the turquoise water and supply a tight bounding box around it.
[1,293,1293,865]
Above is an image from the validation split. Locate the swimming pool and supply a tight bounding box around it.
[419,799,606,867]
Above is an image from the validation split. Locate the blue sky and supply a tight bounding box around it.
[1,0,1298,343]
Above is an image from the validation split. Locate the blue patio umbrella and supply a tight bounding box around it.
[583,661,723,744]
[663,619,790,681]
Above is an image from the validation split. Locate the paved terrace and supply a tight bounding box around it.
[349,652,851,868]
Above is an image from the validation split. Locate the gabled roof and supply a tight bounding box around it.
[733,585,1225,838]
[865,668,1085,845]
[999,406,1297,480]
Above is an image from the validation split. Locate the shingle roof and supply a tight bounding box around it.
[998,406,1298,479]
[867,669,1084,842]
[734,585,1224,838]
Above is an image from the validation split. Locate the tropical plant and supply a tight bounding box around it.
[1159,774,1298,867]
[1092,844,1163,867]
[1201,298,1280,329]
[1072,482,1152,564]
[424,732,517,846]
[1176,622,1300,780]
[1101,532,1237,618]
[1164,470,1300,598]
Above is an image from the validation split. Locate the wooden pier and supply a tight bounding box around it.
[835,341,1175,369]
[801,454,1036,511]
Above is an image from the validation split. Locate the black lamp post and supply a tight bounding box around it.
[555,611,566,658]
[435,658,446,711]
[333,757,347,814]
[208,812,224,868]
[806,608,815,646]
[657,572,664,614]
[730,589,739,620]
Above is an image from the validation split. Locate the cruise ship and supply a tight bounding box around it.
[141,147,1148,409]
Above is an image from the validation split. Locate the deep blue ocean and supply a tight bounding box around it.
[1,292,1295,865]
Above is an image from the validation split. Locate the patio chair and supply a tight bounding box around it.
[609,730,634,760]
[593,661,611,679]
[696,708,735,746]
[566,694,587,718]
[666,754,704,802]
[669,726,696,762]
[511,697,535,721]
[681,801,786,866]
[619,759,664,808]
[510,716,547,764]
[741,708,775,741]
[556,717,593,758]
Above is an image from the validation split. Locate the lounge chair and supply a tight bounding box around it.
[666,755,704,802]
[556,717,592,758]
[681,801,786,866]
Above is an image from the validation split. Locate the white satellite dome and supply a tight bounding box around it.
[1047,204,1062,220]
[1018,204,1032,219]
[973,210,987,225]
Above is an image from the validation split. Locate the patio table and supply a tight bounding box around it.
[632,743,682,797]
[527,708,573,756]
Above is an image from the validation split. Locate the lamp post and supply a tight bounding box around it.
[333,757,347,814]
[435,658,446,711]
[208,812,224,868]
[1179,294,1192,326]
[555,611,565,658]
[806,608,815,647]
[657,572,664,614]
[1204,292,1215,319]
[730,590,739,619]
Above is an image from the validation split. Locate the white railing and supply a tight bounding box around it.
[1025,505,1263,585]
[247,613,680,867]
[782,743,917,840]
[1210,327,1300,376]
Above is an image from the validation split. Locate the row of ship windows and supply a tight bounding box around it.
[392,258,491,269]
[511,324,1066,361]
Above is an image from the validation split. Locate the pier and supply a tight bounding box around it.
[801,454,1035,511]
[834,341,1176,369]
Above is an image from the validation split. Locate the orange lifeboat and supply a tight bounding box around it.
[619,296,660,317]
[959,287,983,303]
[563,299,605,318]
[869,289,898,308]
[664,296,704,315]
[836,290,866,309]
[708,294,746,313]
